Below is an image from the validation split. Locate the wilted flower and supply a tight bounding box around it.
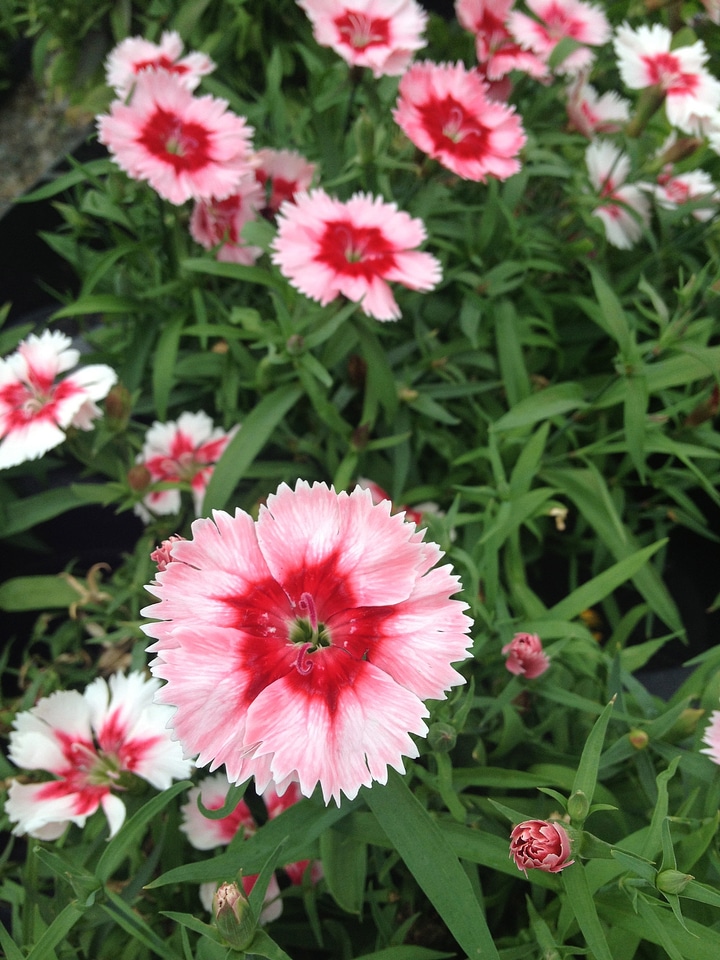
[0,330,117,470]
[98,71,255,205]
[510,819,575,873]
[393,60,526,181]
[143,480,472,804]
[105,30,215,97]
[297,0,428,77]
[502,632,550,679]
[5,671,192,839]
[271,189,442,321]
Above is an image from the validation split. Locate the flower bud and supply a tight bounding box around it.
[567,790,590,822]
[628,728,649,750]
[656,869,694,895]
[502,633,550,679]
[103,384,132,425]
[667,707,705,740]
[286,334,305,356]
[510,819,574,874]
[213,881,256,951]
[428,722,457,753]
[354,111,375,166]
[127,464,151,492]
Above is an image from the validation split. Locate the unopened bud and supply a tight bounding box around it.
[567,790,590,822]
[286,334,305,356]
[213,881,256,951]
[628,728,649,750]
[127,464,151,492]
[428,722,457,753]
[667,707,705,740]
[656,869,694,895]
[354,111,375,166]
[104,384,132,425]
[398,387,419,402]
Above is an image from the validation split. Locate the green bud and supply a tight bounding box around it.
[567,790,590,822]
[354,111,375,166]
[628,728,649,750]
[213,881,257,951]
[656,869,694,895]
[428,722,457,753]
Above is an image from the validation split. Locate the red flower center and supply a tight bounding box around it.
[419,96,489,159]
[642,53,698,96]
[133,55,190,76]
[140,108,213,172]
[316,219,396,279]
[334,12,390,50]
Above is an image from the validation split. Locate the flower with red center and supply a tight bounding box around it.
[508,0,610,75]
[566,75,630,138]
[297,0,427,77]
[254,148,317,215]
[0,330,117,470]
[455,0,548,81]
[585,140,650,249]
[97,70,255,205]
[502,632,550,679]
[190,176,265,265]
[5,671,192,840]
[142,480,472,804]
[652,166,719,222]
[613,23,720,134]
[510,819,574,874]
[134,411,238,521]
[271,189,441,321]
[700,710,720,765]
[393,61,526,182]
[105,30,215,97]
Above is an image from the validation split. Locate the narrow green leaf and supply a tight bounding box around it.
[26,903,85,960]
[0,487,86,537]
[495,300,530,406]
[562,863,613,960]
[197,782,247,820]
[245,928,294,960]
[588,267,633,356]
[103,890,182,960]
[181,257,283,291]
[51,294,140,318]
[319,828,367,914]
[0,575,79,612]
[365,770,501,960]
[493,383,588,432]
[152,315,185,421]
[202,384,302,513]
[354,949,453,960]
[571,697,616,806]
[0,919,25,960]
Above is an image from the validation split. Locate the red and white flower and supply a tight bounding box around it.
[613,23,720,134]
[97,71,255,205]
[586,140,651,249]
[651,166,719,221]
[507,0,610,75]
[455,0,548,81]
[393,61,526,182]
[5,671,192,840]
[190,176,265,264]
[271,189,441,321]
[254,148,317,215]
[566,76,630,138]
[105,30,215,98]
[297,0,428,77]
[0,330,116,470]
[135,411,238,520]
[143,480,472,804]
[701,710,720,765]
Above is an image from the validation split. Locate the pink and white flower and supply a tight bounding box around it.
[97,71,255,205]
[502,632,550,679]
[566,76,631,138]
[586,140,651,249]
[297,0,428,77]
[5,671,192,840]
[393,61,526,182]
[357,477,445,528]
[254,149,317,215]
[455,0,548,81]
[651,166,719,221]
[135,411,238,520]
[271,189,441,321]
[508,0,610,75]
[105,30,215,98]
[613,23,720,134]
[143,480,472,804]
[0,330,116,470]
[190,176,265,264]
[510,819,574,873]
[701,710,720,765]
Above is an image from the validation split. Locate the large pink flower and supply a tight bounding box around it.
[508,0,610,75]
[105,30,215,97]
[97,71,255,205]
[135,411,238,520]
[271,189,441,321]
[190,176,265,264]
[586,140,650,249]
[5,671,192,840]
[613,23,720,134]
[142,480,472,804]
[393,61,526,182]
[0,330,116,470]
[297,0,427,77]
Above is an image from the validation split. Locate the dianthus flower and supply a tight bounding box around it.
[586,140,650,249]
[393,61,526,182]
[134,411,238,521]
[651,166,719,221]
[271,189,441,321]
[508,0,610,75]
[297,0,427,77]
[566,75,631,138]
[190,176,265,265]
[97,71,255,205]
[5,671,192,840]
[455,0,548,81]
[502,632,550,678]
[254,148,317,215]
[105,30,215,98]
[0,330,116,470]
[357,477,444,527]
[700,710,720,765]
[510,819,574,874]
[142,480,472,804]
[613,23,720,134]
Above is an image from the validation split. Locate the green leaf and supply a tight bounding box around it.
[588,267,633,356]
[364,769,501,960]
[319,827,367,914]
[26,903,85,960]
[245,928,294,960]
[202,384,303,513]
[181,257,284,291]
[0,486,87,537]
[153,315,185,421]
[103,890,182,960]
[495,300,530,407]
[0,575,79,612]
[0,919,25,960]
[51,294,140,318]
[571,697,616,810]
[493,383,588,432]
[561,863,613,960]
